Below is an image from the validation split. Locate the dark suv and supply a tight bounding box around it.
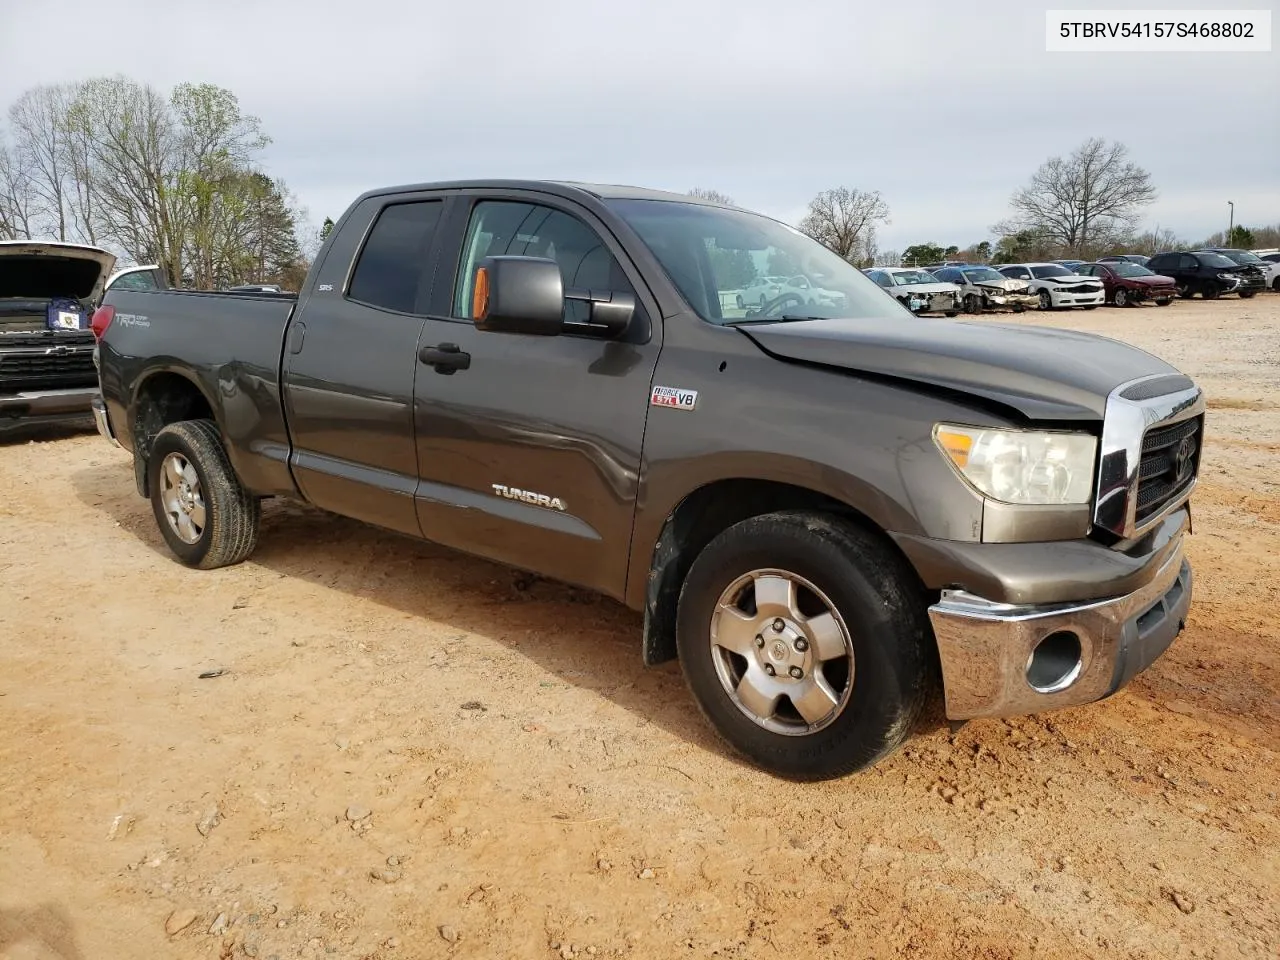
[1145,251,1264,300]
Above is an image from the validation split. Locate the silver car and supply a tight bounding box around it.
[865,268,962,316]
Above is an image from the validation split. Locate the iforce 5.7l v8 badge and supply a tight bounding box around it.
[650,385,698,411]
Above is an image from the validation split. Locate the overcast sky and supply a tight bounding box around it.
[1,0,1276,252]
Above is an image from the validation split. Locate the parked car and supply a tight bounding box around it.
[1098,254,1151,267]
[781,274,844,307]
[1053,259,1087,271]
[996,263,1105,310]
[1145,251,1265,299]
[94,178,1201,779]
[105,264,167,293]
[864,267,962,316]
[930,265,1038,313]
[737,275,788,308]
[1203,248,1280,292]
[1076,261,1176,307]
[1,240,116,432]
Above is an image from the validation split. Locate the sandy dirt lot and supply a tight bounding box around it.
[2,295,1277,960]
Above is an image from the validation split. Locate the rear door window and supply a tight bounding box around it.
[348,200,444,314]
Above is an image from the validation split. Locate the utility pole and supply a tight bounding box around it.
[1228,201,1234,244]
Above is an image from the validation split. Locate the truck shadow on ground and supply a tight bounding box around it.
[69,461,952,766]
[0,421,95,447]
[0,905,84,960]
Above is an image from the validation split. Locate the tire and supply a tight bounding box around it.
[1038,289,1052,311]
[1113,287,1129,308]
[148,419,260,569]
[1155,299,1171,307]
[1239,289,1256,299]
[1272,277,1280,292]
[1083,305,1099,310]
[675,511,933,780]
[1201,283,1219,300]
[944,311,958,318]
[963,294,981,314]
[1176,283,1193,299]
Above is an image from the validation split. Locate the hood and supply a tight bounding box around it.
[0,241,117,304]
[739,315,1178,421]
[976,278,1029,294]
[1130,274,1176,287]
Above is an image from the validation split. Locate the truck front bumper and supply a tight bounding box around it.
[0,386,97,429]
[927,532,1191,720]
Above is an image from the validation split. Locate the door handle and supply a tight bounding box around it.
[287,321,307,354]
[418,342,471,374]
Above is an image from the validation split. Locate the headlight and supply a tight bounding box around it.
[1052,286,1066,293]
[934,425,1097,505]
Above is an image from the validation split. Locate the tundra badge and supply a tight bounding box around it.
[492,484,566,512]
[650,385,698,410]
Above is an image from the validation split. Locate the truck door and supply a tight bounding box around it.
[410,194,663,599]
[282,195,447,536]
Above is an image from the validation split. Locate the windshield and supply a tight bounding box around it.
[1217,249,1263,264]
[1112,263,1155,277]
[961,267,1005,283]
[1031,265,1072,279]
[891,270,939,285]
[1196,252,1238,268]
[606,199,897,323]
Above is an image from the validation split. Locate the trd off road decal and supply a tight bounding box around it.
[650,385,698,411]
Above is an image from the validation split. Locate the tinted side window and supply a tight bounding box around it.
[1179,254,1198,270]
[868,271,891,288]
[454,200,633,325]
[110,270,160,291]
[1076,265,1095,276]
[348,200,443,314]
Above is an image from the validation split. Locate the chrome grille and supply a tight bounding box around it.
[0,340,97,390]
[1093,375,1205,541]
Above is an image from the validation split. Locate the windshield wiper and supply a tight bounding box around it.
[725,314,826,326]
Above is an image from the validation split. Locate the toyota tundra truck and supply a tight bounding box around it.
[91,180,1201,779]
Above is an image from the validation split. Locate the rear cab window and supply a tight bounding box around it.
[347,200,444,314]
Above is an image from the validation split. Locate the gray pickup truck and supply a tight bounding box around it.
[93,181,1201,779]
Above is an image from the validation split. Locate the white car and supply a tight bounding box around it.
[781,274,843,307]
[864,267,962,316]
[736,275,788,308]
[104,264,166,293]
[997,263,1105,310]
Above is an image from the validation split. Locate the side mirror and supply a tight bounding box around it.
[471,255,635,338]
[472,256,564,335]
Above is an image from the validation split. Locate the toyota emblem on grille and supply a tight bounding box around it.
[1173,435,1195,482]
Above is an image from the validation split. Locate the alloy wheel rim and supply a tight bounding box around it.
[159,452,206,544]
[709,568,855,736]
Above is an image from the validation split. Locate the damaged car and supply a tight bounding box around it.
[1,241,117,432]
[864,267,962,316]
[997,263,1106,311]
[930,265,1039,314]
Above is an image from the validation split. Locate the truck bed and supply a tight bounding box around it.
[98,287,300,498]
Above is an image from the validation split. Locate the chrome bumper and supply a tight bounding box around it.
[91,395,121,448]
[929,536,1191,720]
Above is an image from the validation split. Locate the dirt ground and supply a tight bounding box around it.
[2,295,1277,960]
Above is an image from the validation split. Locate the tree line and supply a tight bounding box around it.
[704,137,1273,271]
[0,76,311,290]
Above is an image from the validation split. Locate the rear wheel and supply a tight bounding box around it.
[1155,299,1171,307]
[1272,277,1280,292]
[1113,287,1129,307]
[675,511,932,780]
[1201,283,1219,300]
[148,419,260,569]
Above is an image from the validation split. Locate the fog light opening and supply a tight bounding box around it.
[1026,630,1084,694]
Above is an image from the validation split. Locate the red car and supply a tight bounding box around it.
[1077,261,1177,308]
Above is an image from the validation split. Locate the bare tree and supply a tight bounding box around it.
[797,187,890,264]
[687,187,734,205]
[9,85,73,240]
[0,141,36,240]
[995,138,1156,256]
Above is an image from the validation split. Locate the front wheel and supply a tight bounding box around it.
[675,512,933,780]
[1038,289,1053,311]
[963,294,982,314]
[1155,298,1172,307]
[1176,283,1193,299]
[148,419,260,569]
[1113,287,1129,308]
[944,311,958,318]
[1239,289,1257,299]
